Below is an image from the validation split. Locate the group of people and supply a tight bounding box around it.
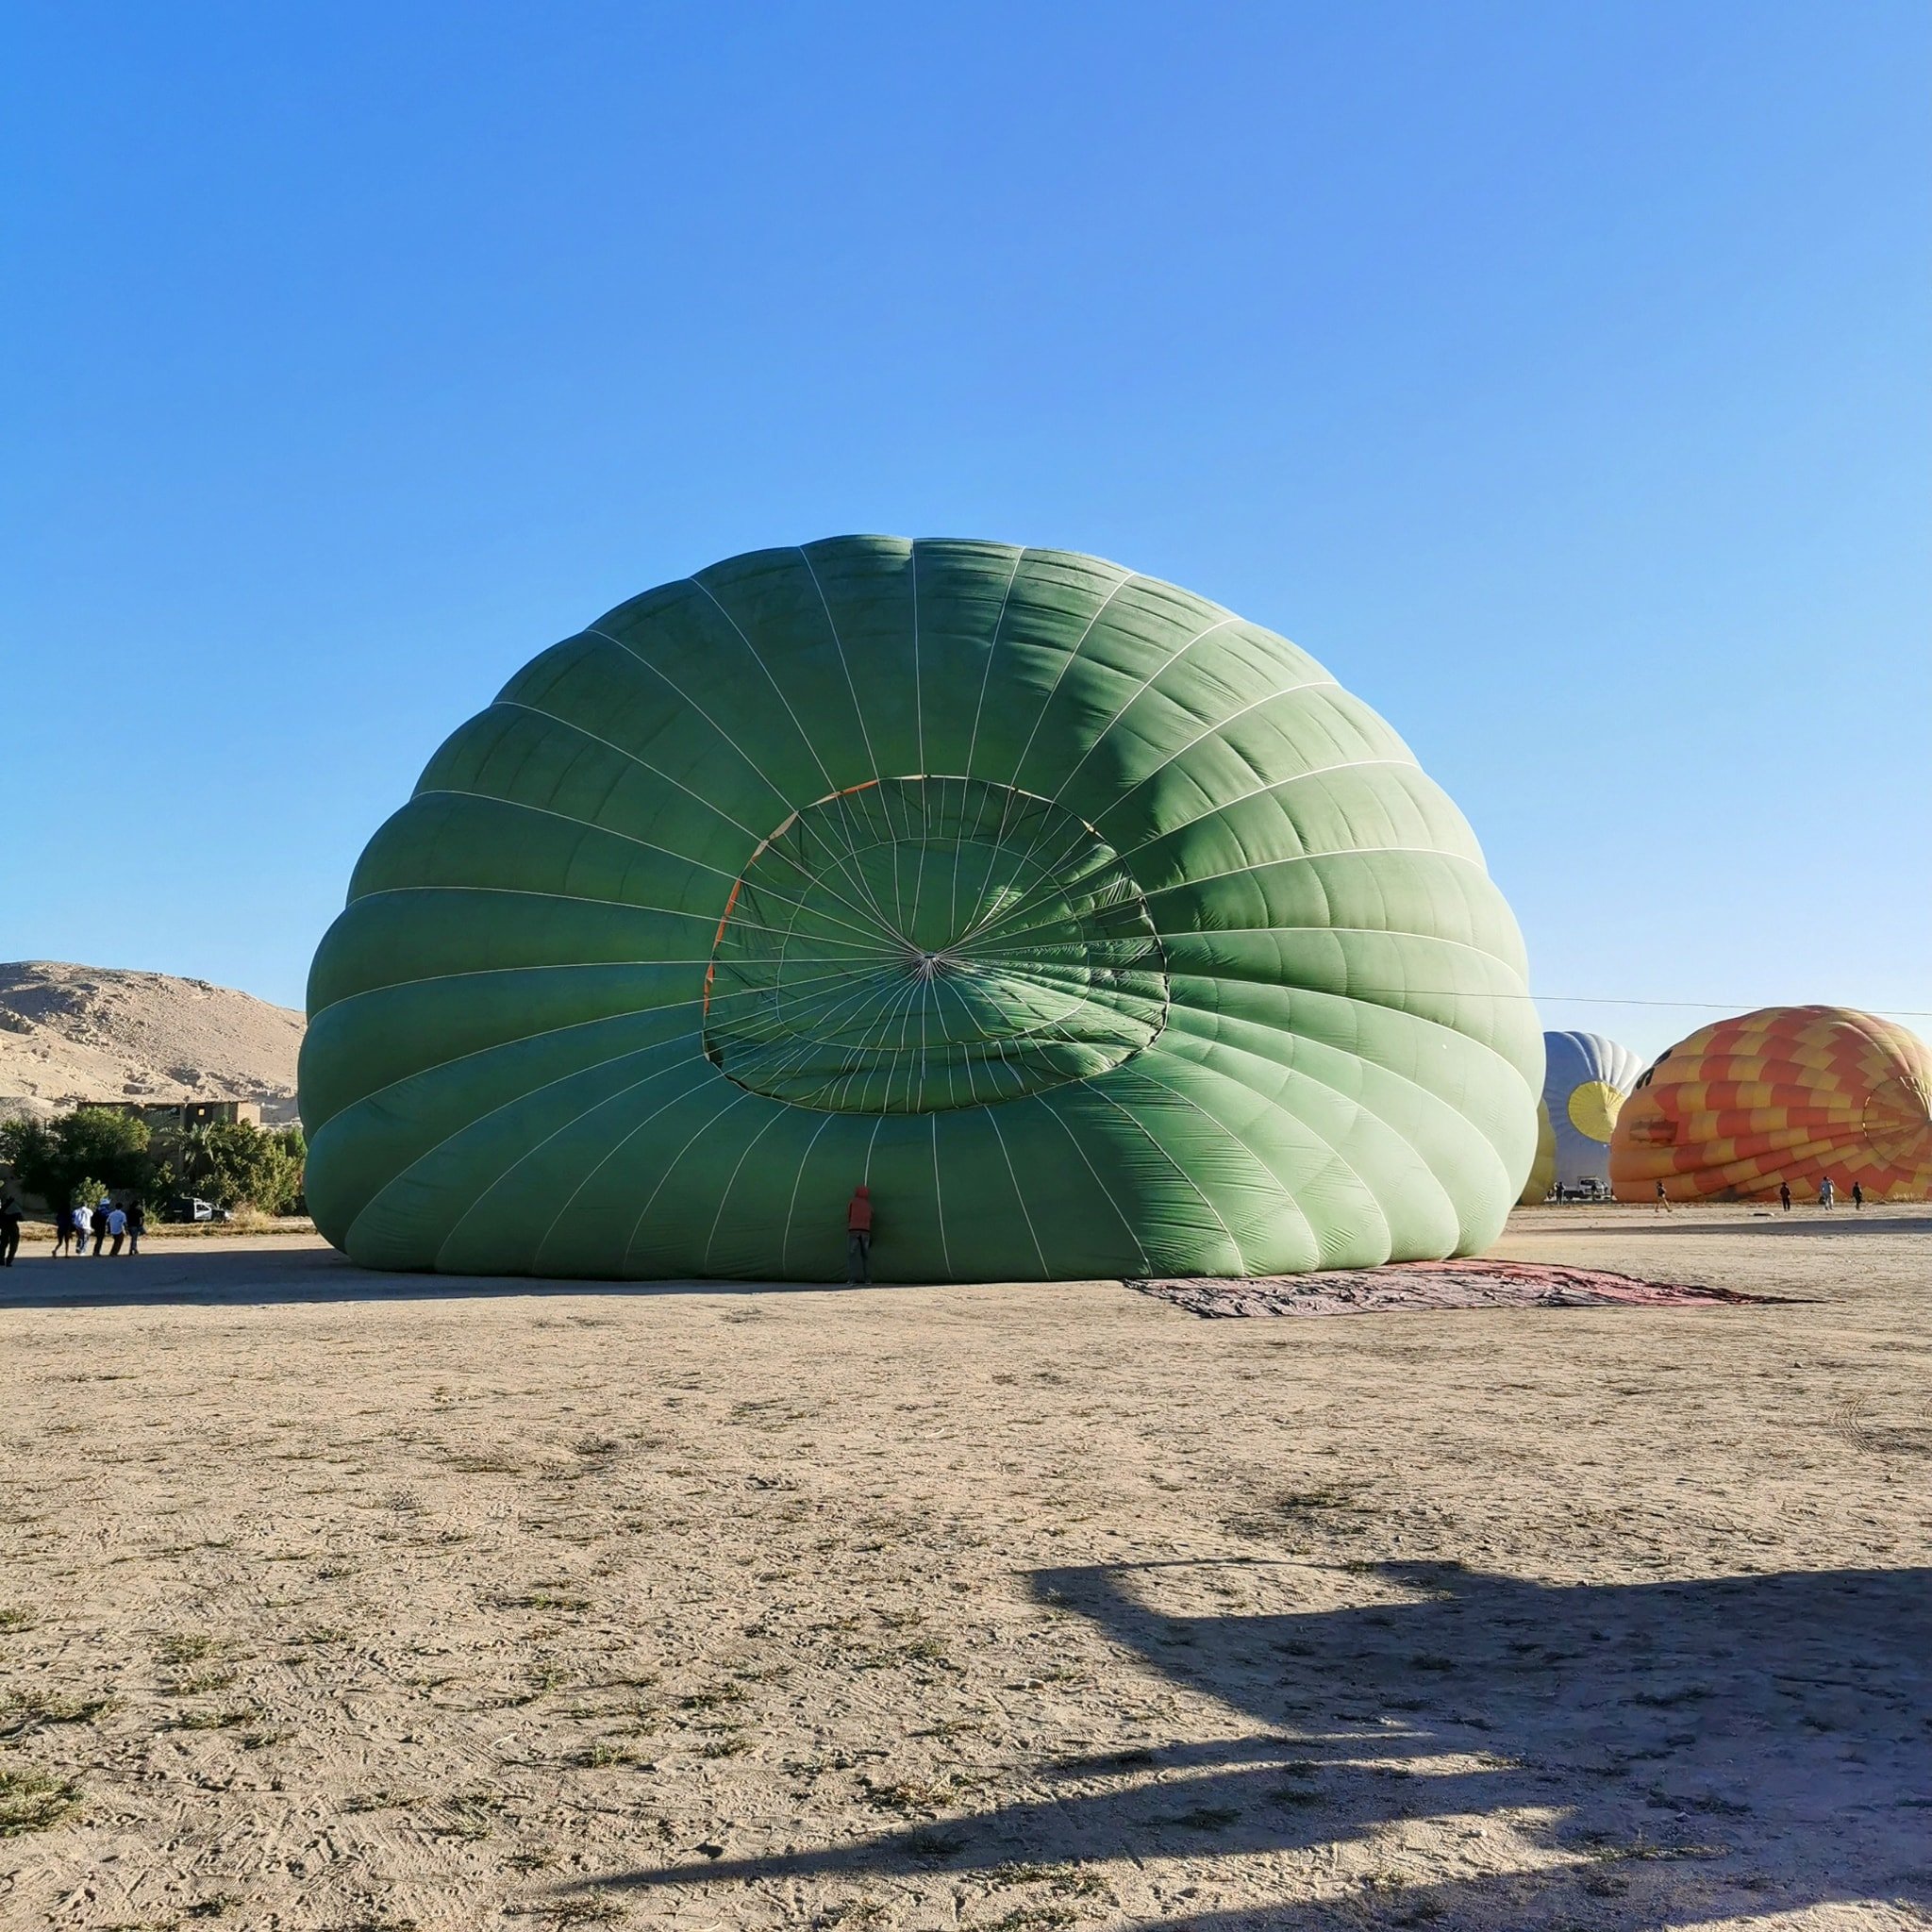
[0,1183,869,1274]
[1655,1175,1868,1213]
[1781,1176,1862,1210]
[48,1198,145,1257]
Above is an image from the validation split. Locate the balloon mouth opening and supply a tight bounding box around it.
[702,774,1170,1114]
[1862,1074,1932,1168]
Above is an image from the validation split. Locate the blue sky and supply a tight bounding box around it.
[4,0,1926,1061]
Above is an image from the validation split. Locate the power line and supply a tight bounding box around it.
[1340,991,1932,1019]
[1537,995,1930,1016]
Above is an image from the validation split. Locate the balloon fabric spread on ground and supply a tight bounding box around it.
[1609,1006,1932,1204]
[1517,1030,1643,1202]
[300,538,1542,1281]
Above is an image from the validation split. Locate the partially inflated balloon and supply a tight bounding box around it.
[301,538,1541,1279]
[1517,1031,1642,1201]
[1518,1101,1557,1206]
[1609,1006,1932,1203]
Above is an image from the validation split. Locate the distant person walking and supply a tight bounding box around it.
[52,1201,74,1257]
[89,1200,108,1256]
[1852,1181,1864,1210]
[126,1199,145,1256]
[1653,1179,1672,1214]
[107,1203,127,1257]
[72,1204,91,1254]
[1779,1180,1791,1212]
[846,1184,874,1286]
[0,1196,20,1267]
[1818,1175,1835,1209]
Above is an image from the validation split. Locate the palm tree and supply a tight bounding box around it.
[178,1121,219,1196]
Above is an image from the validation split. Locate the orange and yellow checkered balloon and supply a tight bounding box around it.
[1609,1006,1932,1203]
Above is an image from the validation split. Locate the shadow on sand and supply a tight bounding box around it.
[1527,1213,1932,1240]
[587,1558,1932,1928]
[0,1242,874,1309]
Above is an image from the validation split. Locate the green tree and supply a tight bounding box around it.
[0,1108,150,1208]
[175,1122,219,1195]
[0,1118,56,1203]
[152,1118,307,1214]
[2,1108,308,1219]
[245,1127,307,1216]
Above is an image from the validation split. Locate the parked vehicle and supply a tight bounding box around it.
[170,1197,232,1224]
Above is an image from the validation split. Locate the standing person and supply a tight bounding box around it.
[1779,1180,1791,1213]
[1852,1181,1864,1210]
[0,1195,21,1267]
[90,1199,109,1256]
[107,1202,127,1256]
[845,1184,874,1286]
[1818,1174,1834,1209]
[72,1203,90,1254]
[1653,1179,1672,1214]
[126,1198,145,1256]
[52,1200,73,1257]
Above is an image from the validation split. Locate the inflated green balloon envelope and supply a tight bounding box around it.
[301,537,1542,1280]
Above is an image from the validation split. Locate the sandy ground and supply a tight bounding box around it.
[0,1205,1926,1932]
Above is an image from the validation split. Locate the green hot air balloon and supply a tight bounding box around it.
[301,538,1541,1281]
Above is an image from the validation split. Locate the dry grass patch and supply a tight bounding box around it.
[159,1668,239,1696]
[568,1740,653,1770]
[167,1707,258,1732]
[0,1765,82,1835]
[0,1688,112,1738]
[860,1772,968,1813]
[506,1895,626,1924]
[487,1585,592,1613]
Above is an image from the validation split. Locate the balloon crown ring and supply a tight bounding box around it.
[701,774,1170,1115]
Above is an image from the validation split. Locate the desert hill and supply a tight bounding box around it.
[0,961,303,1124]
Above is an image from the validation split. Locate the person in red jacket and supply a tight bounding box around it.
[846,1185,874,1286]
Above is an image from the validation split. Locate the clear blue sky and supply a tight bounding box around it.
[4,1,1926,1061]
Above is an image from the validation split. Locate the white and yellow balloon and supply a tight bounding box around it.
[1519,1031,1644,1202]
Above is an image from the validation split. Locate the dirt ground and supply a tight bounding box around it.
[0,1205,1926,1931]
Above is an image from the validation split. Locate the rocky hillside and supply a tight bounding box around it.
[0,961,304,1124]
